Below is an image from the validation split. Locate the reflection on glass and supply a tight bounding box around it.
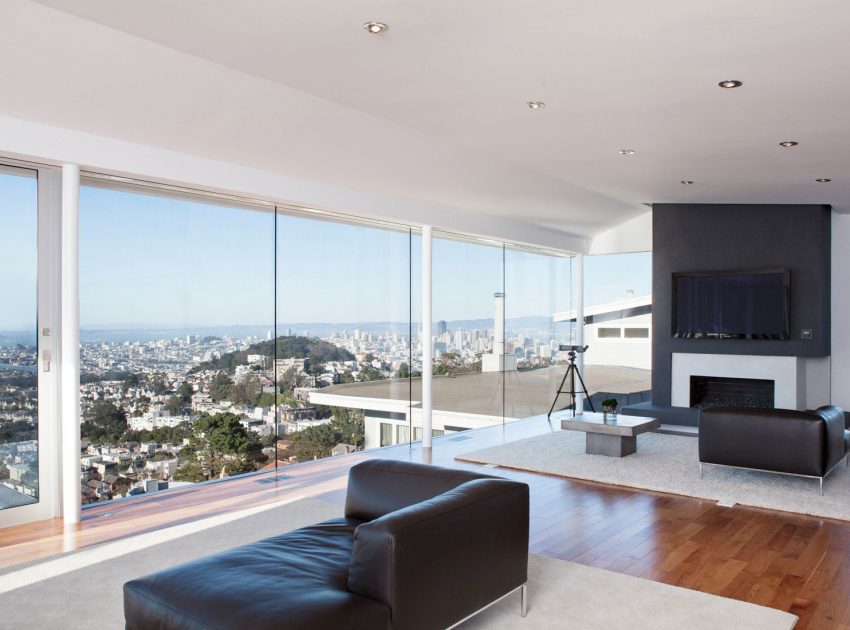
[79,186,274,504]
[0,169,39,509]
[581,252,652,410]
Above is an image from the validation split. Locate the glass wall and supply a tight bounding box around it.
[79,185,275,503]
[430,234,505,434]
[0,168,39,509]
[275,214,415,457]
[582,252,652,410]
[504,248,574,420]
[76,179,579,506]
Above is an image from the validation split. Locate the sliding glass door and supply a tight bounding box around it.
[0,167,39,509]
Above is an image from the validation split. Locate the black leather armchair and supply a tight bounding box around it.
[124,459,530,630]
[699,405,848,494]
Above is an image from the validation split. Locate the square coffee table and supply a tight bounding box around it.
[560,412,661,457]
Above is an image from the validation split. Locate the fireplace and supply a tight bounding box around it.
[689,375,775,410]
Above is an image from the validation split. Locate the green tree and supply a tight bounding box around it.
[151,377,168,396]
[81,401,128,444]
[173,461,206,483]
[228,372,262,406]
[121,373,142,396]
[164,395,183,417]
[357,366,384,382]
[209,372,233,402]
[332,407,365,448]
[197,413,255,458]
[177,382,194,404]
[288,408,364,462]
[395,363,411,379]
[290,423,339,461]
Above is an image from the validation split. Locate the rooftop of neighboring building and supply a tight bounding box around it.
[310,365,650,418]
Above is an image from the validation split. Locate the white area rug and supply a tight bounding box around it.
[457,429,850,521]
[0,488,796,629]
[459,554,796,630]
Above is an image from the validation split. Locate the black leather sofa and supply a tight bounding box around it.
[123,459,530,630]
[699,405,849,494]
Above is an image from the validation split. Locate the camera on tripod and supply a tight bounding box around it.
[558,344,589,354]
[548,344,594,419]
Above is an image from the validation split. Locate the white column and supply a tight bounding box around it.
[421,226,433,450]
[575,254,585,415]
[61,164,81,524]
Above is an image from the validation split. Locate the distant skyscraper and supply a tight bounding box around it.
[437,320,447,336]
[482,292,517,372]
[266,330,272,340]
[453,328,465,351]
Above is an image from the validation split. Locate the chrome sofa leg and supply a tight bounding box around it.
[699,462,703,480]
[819,477,824,496]
[521,583,527,618]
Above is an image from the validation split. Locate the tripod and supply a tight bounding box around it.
[547,349,595,420]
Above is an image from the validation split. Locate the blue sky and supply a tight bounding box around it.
[0,171,37,331]
[2,179,651,330]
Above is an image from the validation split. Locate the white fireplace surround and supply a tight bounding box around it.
[672,353,805,410]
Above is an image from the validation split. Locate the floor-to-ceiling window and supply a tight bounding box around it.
[504,247,574,420]
[74,178,580,507]
[79,183,275,503]
[275,214,415,456]
[429,234,505,433]
[0,168,39,509]
[581,252,652,410]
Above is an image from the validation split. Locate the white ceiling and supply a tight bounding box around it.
[7,0,850,239]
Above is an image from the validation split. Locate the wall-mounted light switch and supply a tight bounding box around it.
[42,350,51,372]
[801,329,813,340]
[42,328,51,336]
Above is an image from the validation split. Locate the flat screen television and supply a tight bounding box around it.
[672,269,790,339]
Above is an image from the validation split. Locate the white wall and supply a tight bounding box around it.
[832,213,850,409]
[589,210,652,255]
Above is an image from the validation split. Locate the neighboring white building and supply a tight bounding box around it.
[553,294,651,371]
[309,362,650,451]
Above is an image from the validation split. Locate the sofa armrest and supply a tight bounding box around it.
[815,405,848,471]
[344,459,498,521]
[347,478,529,630]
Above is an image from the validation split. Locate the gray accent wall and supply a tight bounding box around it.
[652,204,831,407]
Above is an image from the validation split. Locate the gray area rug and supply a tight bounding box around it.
[456,429,850,520]
[0,490,797,629]
[0,497,344,629]
[459,554,796,630]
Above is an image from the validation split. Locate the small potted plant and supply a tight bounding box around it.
[602,398,619,422]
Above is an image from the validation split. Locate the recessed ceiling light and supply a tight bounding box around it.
[815,178,832,183]
[718,80,743,89]
[619,149,635,155]
[779,141,799,148]
[527,101,545,110]
[680,180,695,185]
[363,21,389,34]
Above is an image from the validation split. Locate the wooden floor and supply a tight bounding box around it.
[2,416,849,629]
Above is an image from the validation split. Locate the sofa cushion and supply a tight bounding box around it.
[124,517,390,630]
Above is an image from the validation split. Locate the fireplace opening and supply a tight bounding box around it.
[689,375,775,410]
